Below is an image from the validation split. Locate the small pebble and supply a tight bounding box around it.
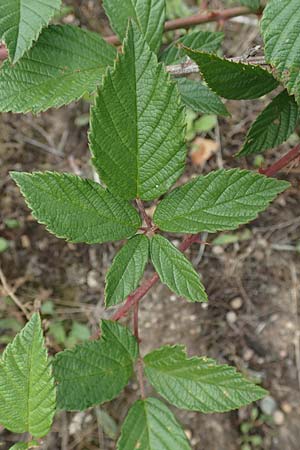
[254,250,264,261]
[273,410,285,426]
[212,245,224,256]
[279,350,288,359]
[226,311,237,325]
[230,297,243,310]
[185,429,192,440]
[21,234,30,248]
[260,396,277,415]
[87,270,99,288]
[243,348,254,361]
[281,402,292,414]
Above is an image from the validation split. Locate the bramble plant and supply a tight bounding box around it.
[0,0,299,448]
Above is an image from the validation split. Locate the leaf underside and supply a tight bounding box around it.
[53,320,138,410]
[176,77,229,116]
[144,345,267,413]
[90,22,186,201]
[11,171,141,244]
[105,234,149,307]
[153,169,289,233]
[117,398,192,450]
[0,0,61,63]
[103,0,165,53]
[0,25,116,113]
[261,0,300,104]
[150,235,207,303]
[0,314,55,437]
[183,49,279,100]
[238,90,299,156]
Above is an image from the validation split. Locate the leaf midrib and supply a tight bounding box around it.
[25,175,138,228]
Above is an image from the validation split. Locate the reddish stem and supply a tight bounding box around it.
[0,44,8,61]
[259,144,300,177]
[136,198,152,229]
[133,300,140,342]
[112,234,200,321]
[105,6,253,45]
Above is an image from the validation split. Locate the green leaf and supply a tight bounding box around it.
[238,90,299,156]
[160,30,224,65]
[0,25,116,113]
[0,313,55,437]
[239,0,260,11]
[0,237,9,253]
[103,0,165,53]
[150,235,207,303]
[154,169,289,233]
[89,22,186,201]
[9,441,39,450]
[144,345,267,413]
[117,397,192,450]
[0,0,61,63]
[176,78,229,116]
[11,171,141,244]
[53,320,138,410]
[96,408,118,440]
[183,50,279,100]
[194,114,217,133]
[105,234,149,307]
[261,0,300,104]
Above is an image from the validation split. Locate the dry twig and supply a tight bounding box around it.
[0,267,30,320]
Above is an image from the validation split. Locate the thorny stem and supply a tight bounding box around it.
[105,6,254,46]
[259,144,300,178]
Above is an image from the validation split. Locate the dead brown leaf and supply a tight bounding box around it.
[191,137,219,167]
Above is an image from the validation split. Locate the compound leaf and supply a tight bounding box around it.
[90,22,186,201]
[154,169,289,233]
[105,234,149,307]
[160,30,223,65]
[11,171,141,244]
[0,313,55,437]
[117,397,192,450]
[144,345,267,413]
[261,0,300,104]
[0,0,61,63]
[176,78,229,116]
[150,235,207,303]
[53,320,138,410]
[0,25,116,113]
[238,90,299,156]
[184,49,279,100]
[103,0,165,53]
